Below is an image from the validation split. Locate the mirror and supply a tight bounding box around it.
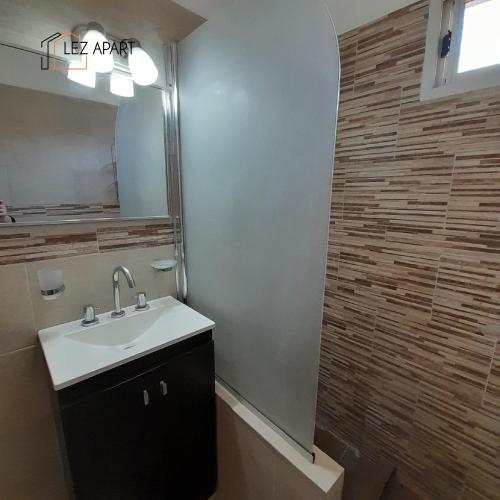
[0,42,168,225]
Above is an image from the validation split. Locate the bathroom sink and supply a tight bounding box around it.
[38,296,215,390]
[67,307,164,347]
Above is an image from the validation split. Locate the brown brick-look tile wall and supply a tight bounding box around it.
[0,219,174,266]
[8,203,120,222]
[317,1,500,499]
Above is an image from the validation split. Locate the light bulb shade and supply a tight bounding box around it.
[67,60,96,88]
[110,72,134,97]
[83,29,114,73]
[128,47,158,86]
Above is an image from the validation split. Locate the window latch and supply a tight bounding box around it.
[440,30,452,58]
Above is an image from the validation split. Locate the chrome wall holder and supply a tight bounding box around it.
[151,260,177,272]
[40,284,66,300]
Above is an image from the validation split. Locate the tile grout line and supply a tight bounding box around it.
[480,339,497,408]
[429,258,441,323]
[22,260,38,335]
[0,342,38,360]
[393,84,405,157]
[429,152,458,321]
[442,152,458,232]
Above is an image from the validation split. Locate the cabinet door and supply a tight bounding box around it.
[153,340,217,500]
[61,369,162,500]
[60,339,216,500]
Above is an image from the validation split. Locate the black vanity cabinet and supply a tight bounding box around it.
[58,332,216,500]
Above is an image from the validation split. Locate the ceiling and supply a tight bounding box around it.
[0,0,204,58]
[172,0,233,20]
[324,0,417,33]
[0,0,204,88]
[173,0,416,34]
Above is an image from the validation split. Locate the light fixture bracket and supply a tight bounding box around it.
[71,22,105,42]
[122,38,141,60]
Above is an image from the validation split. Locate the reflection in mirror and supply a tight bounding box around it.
[0,43,168,224]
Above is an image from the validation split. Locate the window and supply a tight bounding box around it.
[421,0,500,100]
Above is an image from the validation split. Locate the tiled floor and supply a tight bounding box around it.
[315,427,394,500]
[380,476,422,500]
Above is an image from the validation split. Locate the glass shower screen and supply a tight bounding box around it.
[178,0,339,453]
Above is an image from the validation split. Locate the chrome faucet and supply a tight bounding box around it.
[111,266,136,318]
[82,304,99,327]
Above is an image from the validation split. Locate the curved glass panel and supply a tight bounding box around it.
[179,0,339,452]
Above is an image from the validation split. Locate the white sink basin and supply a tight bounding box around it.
[39,296,215,390]
[67,307,165,348]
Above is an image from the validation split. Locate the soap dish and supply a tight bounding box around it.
[151,260,177,272]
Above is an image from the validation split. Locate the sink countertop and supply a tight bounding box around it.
[38,296,215,391]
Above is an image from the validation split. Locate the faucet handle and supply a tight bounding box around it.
[82,304,99,327]
[135,292,149,311]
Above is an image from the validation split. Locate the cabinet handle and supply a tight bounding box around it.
[160,381,168,396]
[143,389,150,406]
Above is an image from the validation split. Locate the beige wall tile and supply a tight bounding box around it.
[215,397,278,500]
[26,245,177,330]
[96,245,177,308]
[275,458,337,500]
[0,263,36,355]
[27,252,109,331]
[0,345,68,499]
[214,396,341,500]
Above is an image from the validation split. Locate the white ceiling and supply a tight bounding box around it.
[325,0,416,34]
[173,0,416,34]
[173,0,234,20]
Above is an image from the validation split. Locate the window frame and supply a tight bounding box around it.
[421,0,500,101]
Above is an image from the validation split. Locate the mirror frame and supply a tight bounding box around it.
[0,40,171,226]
